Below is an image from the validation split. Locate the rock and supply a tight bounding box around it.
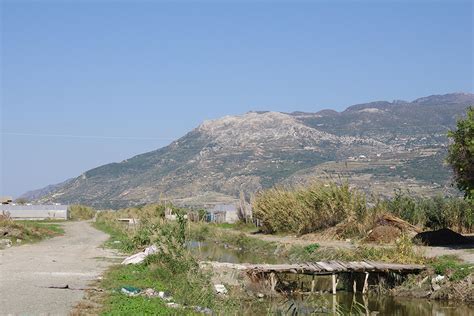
[16,239,22,243]
[0,238,12,249]
[214,284,228,295]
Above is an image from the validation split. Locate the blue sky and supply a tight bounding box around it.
[1,0,473,197]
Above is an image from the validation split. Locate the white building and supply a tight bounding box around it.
[0,204,69,220]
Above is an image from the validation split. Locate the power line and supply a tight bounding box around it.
[1,132,176,141]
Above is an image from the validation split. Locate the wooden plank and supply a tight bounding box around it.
[311,262,325,271]
[329,261,347,272]
[336,261,348,270]
[308,262,321,271]
[243,261,425,275]
[316,261,334,272]
[360,261,375,270]
[346,262,366,271]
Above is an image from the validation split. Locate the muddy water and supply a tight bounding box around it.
[188,240,283,264]
[189,241,474,315]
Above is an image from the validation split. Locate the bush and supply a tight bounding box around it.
[253,182,370,235]
[386,191,473,233]
[69,205,96,220]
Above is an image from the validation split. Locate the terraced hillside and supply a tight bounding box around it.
[27,93,473,208]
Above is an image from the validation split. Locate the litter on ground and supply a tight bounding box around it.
[121,245,158,265]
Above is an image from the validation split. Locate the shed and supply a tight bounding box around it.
[206,204,239,224]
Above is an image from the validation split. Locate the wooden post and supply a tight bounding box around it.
[270,272,277,292]
[362,294,369,316]
[362,272,369,294]
[353,279,357,293]
[331,274,337,295]
[311,275,315,293]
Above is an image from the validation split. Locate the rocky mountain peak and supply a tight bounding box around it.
[24,92,474,208]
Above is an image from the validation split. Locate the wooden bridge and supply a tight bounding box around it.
[205,260,426,294]
[245,260,425,275]
[246,260,425,294]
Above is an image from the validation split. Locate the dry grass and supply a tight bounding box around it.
[69,205,96,220]
[253,182,375,237]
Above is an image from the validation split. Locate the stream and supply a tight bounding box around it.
[188,241,474,315]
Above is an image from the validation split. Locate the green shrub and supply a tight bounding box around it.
[303,243,320,254]
[386,191,473,233]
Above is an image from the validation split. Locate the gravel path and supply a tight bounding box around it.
[0,221,118,316]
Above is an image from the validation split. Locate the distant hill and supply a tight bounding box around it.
[30,92,473,208]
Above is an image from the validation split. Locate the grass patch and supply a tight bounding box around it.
[288,237,425,264]
[99,265,185,315]
[430,255,473,281]
[0,219,64,247]
[93,220,135,253]
[91,212,236,315]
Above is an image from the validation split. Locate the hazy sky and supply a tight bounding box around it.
[1,0,473,197]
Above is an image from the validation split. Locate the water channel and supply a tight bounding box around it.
[188,241,474,315]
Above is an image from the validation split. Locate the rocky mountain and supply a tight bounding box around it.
[32,93,473,208]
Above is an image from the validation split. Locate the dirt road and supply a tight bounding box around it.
[0,221,118,315]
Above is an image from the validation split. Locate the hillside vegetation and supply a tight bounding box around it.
[25,92,474,208]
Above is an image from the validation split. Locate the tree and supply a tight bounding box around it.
[447,107,474,200]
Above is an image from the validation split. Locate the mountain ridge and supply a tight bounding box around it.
[25,92,474,208]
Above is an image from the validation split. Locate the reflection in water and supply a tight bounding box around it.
[188,240,284,264]
[188,241,474,315]
[240,293,474,316]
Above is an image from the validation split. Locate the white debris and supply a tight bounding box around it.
[431,275,445,291]
[432,275,445,283]
[121,245,158,265]
[214,284,228,295]
[143,288,159,298]
[166,302,181,308]
[121,287,140,296]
